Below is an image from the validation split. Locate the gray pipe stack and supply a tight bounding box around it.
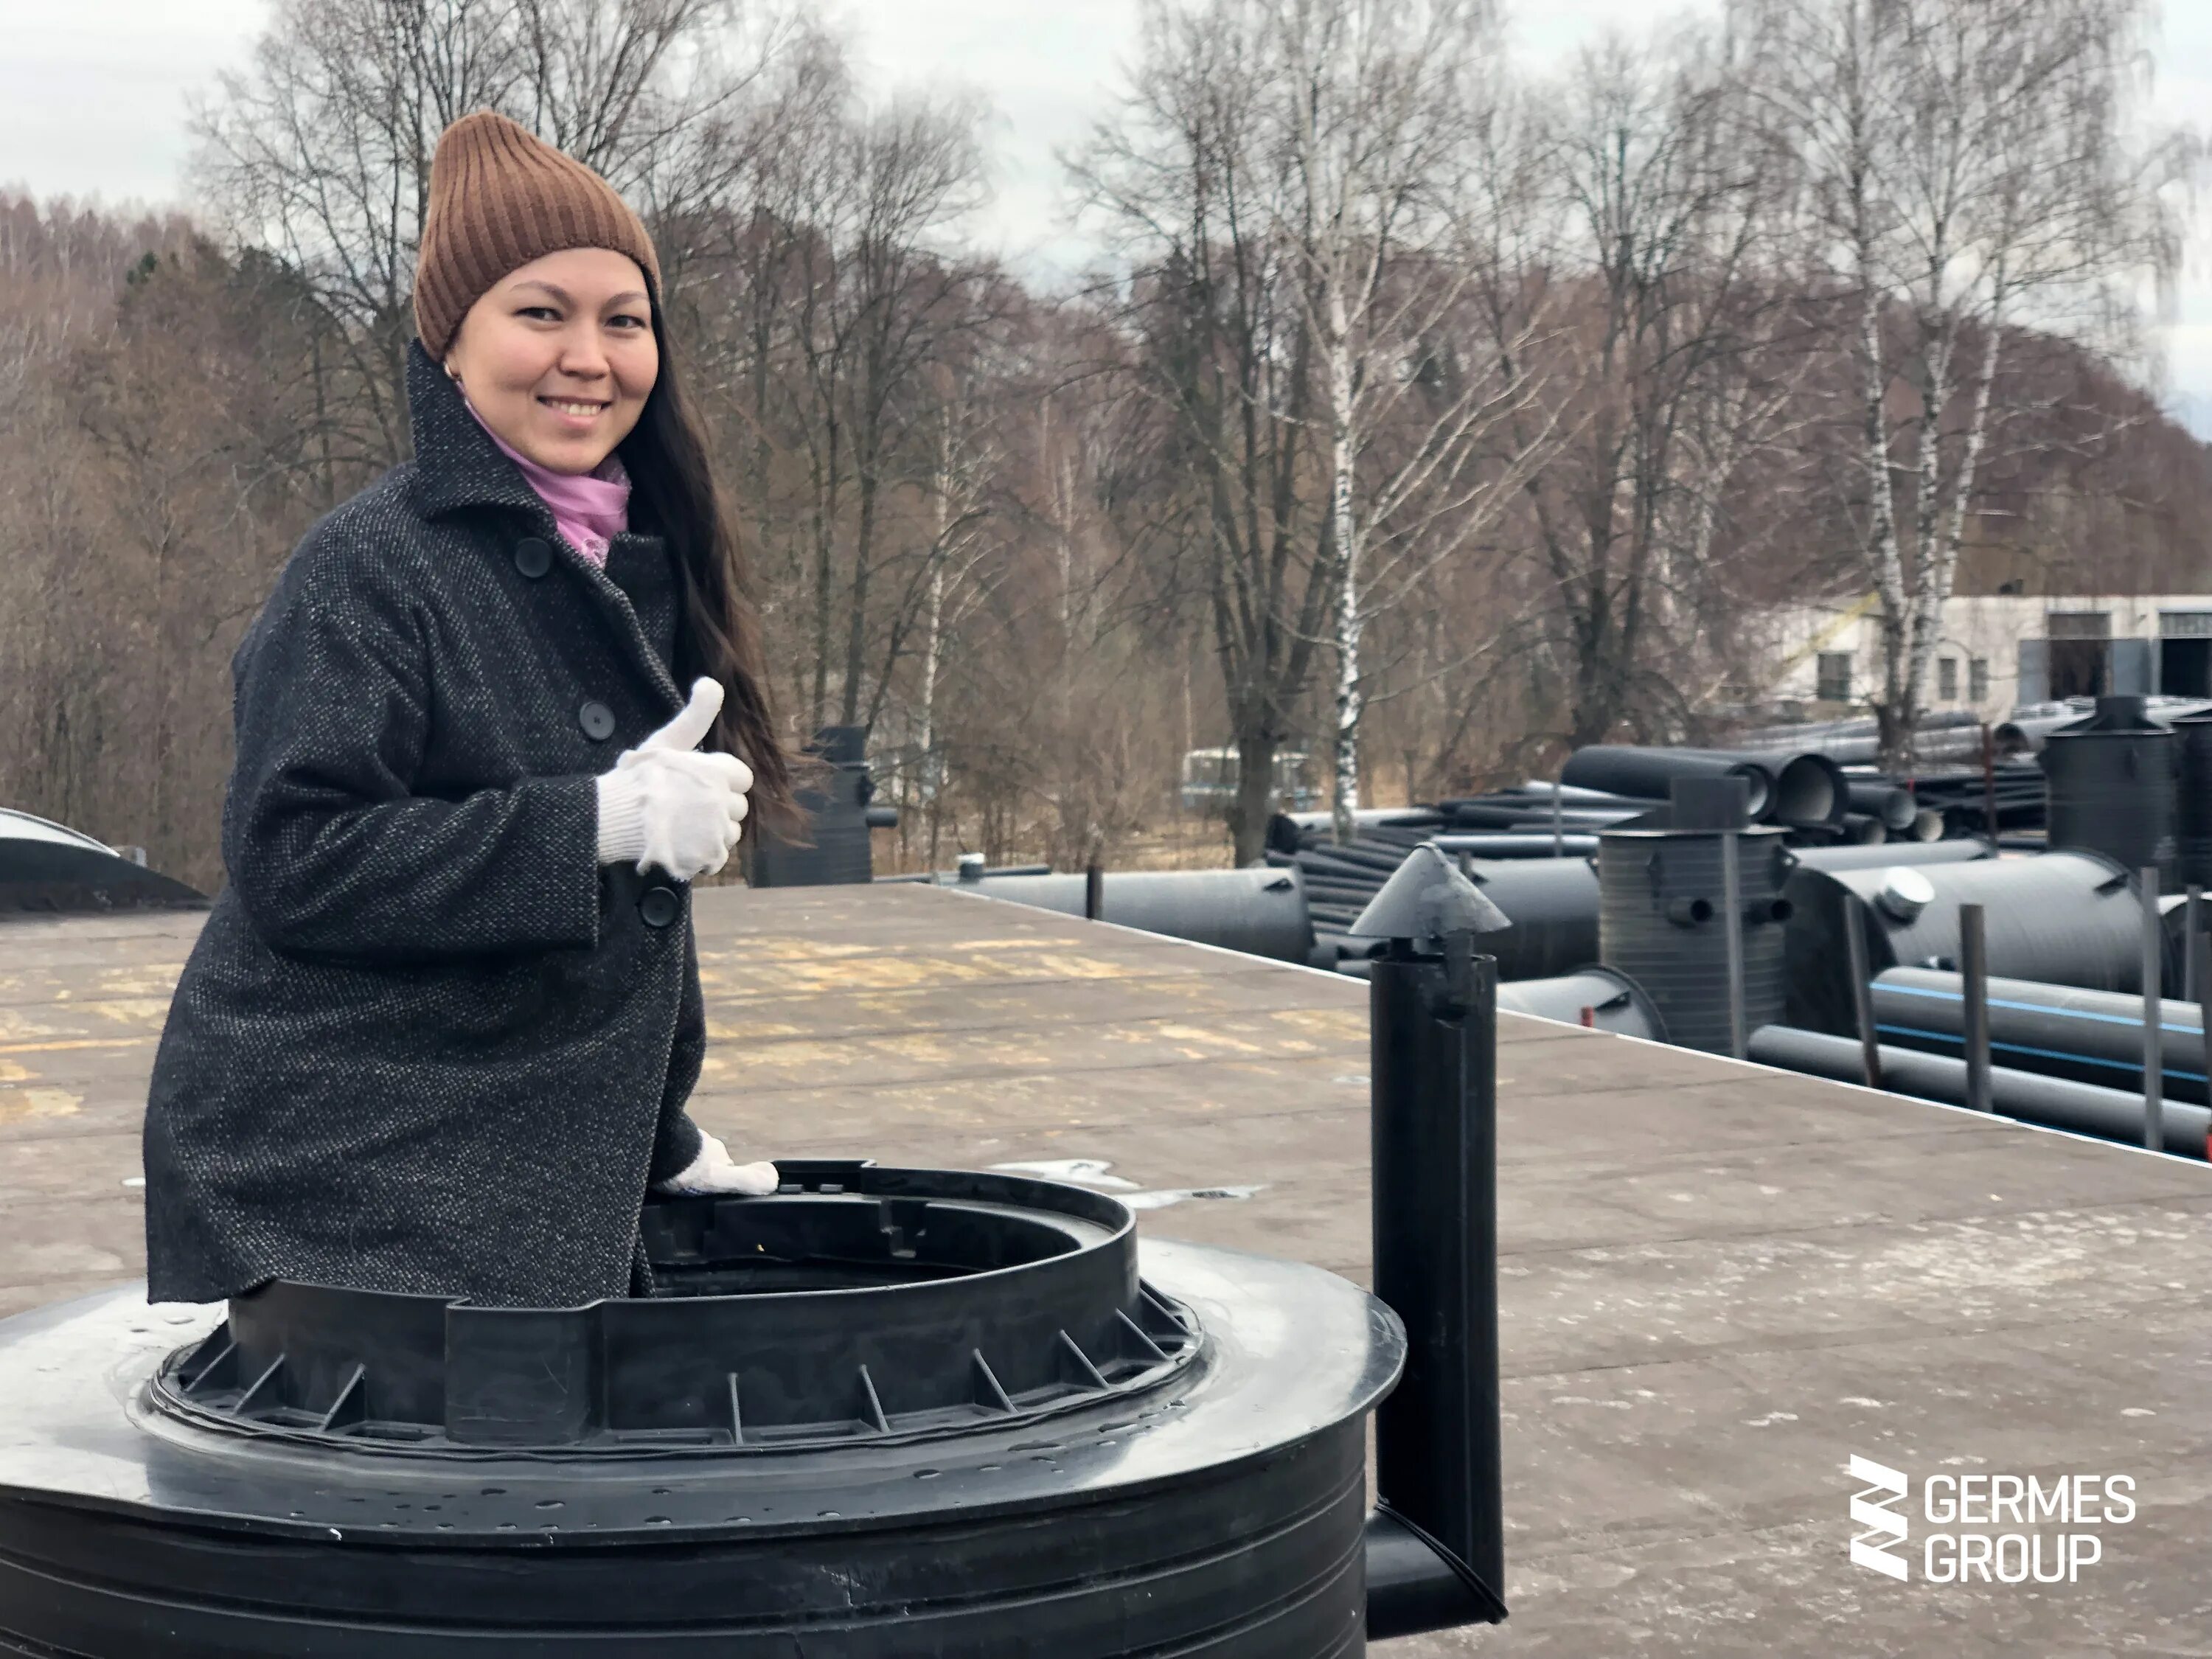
[1597,778,1792,1054]
[2042,696,2178,883]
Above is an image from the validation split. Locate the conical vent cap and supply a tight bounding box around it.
[1349,843,1512,950]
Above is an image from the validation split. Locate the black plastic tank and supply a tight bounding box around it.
[1454,854,1599,981]
[954,866,1313,963]
[1596,822,1792,1054]
[1787,838,1992,874]
[2041,696,2177,881]
[2174,711,2212,888]
[1781,850,2152,1035]
[0,808,206,913]
[1496,966,1666,1040]
[0,1165,1403,1656]
[749,726,890,887]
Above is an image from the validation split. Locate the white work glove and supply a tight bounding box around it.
[657,1131,780,1197]
[593,678,754,881]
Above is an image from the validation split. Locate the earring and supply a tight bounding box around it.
[443,361,461,385]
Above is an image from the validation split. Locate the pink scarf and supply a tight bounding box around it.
[464,398,631,568]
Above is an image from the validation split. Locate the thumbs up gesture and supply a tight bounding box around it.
[593,679,754,881]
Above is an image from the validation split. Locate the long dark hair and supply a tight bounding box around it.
[618,326,799,832]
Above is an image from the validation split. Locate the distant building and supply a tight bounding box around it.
[1753,593,2212,722]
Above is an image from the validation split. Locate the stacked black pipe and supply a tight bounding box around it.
[1902,765,2047,838]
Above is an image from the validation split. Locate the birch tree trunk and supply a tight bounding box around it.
[1325,302,1363,844]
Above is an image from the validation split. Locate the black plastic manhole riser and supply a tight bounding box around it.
[147,1162,1202,1455]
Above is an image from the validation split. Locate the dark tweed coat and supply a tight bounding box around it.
[143,341,712,1307]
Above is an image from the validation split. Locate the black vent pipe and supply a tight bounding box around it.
[1349,845,1512,1638]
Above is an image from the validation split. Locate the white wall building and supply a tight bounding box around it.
[1753,594,2212,723]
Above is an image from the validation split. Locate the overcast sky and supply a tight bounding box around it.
[5,0,2208,429]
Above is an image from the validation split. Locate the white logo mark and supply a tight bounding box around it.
[1849,1454,1910,1580]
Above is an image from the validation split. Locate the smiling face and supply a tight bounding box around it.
[441,246,660,475]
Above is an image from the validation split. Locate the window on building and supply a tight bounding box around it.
[1969,658,1989,702]
[1816,652,1852,703]
[1937,658,1958,700]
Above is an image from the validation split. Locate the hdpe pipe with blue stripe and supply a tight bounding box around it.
[1747,1025,2211,1159]
[1868,967,2208,1105]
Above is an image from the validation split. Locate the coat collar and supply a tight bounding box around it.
[403,338,682,712]
[404,339,563,526]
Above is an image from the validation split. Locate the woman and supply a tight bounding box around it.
[143,112,794,1307]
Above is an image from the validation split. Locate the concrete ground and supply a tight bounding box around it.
[3,881,2208,1655]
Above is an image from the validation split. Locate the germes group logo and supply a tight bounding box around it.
[1846,1454,2134,1584]
[1849,1455,1912,1579]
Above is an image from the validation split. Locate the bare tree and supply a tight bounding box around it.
[1748,0,2181,765]
[1510,26,1805,749]
[1266,0,1549,840]
[189,0,773,464]
[1075,0,1332,866]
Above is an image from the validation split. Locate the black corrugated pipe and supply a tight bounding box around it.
[1747,1025,2212,1159]
[1496,967,1666,1040]
[1781,851,2154,1036]
[1561,747,1774,821]
[1868,966,2208,1105]
[1350,848,1511,1639]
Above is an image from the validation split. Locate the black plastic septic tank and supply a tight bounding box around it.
[2174,709,2212,888]
[2042,695,2177,882]
[749,726,887,886]
[1597,781,1791,1054]
[0,1164,1402,1657]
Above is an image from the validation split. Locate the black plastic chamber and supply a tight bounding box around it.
[0,1164,1405,1658]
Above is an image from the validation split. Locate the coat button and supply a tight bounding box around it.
[512,537,553,579]
[639,886,681,928]
[577,700,616,741]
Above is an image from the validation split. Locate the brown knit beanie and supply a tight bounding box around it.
[412,111,662,361]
